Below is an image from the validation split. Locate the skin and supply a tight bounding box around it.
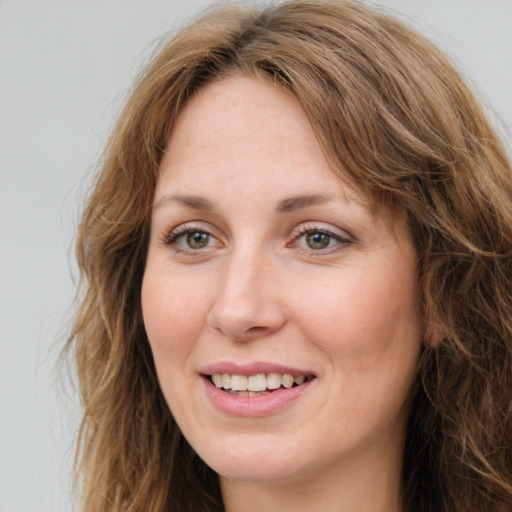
[142,75,422,512]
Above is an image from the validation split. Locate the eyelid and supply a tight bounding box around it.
[293,222,353,240]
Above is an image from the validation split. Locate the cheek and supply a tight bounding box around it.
[298,271,421,427]
[288,261,421,369]
[141,271,208,361]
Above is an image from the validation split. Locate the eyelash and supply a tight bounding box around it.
[162,224,353,255]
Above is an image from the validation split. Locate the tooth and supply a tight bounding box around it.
[248,391,259,396]
[267,372,282,389]
[238,391,249,396]
[282,374,294,388]
[231,374,248,391]
[217,372,306,392]
[248,374,267,392]
[222,374,231,390]
[294,375,305,385]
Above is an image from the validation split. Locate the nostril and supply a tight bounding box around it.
[246,325,268,333]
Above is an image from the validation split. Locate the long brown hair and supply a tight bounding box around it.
[67,1,512,510]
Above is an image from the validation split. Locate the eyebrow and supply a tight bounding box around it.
[153,194,215,211]
[275,194,332,213]
[153,192,349,213]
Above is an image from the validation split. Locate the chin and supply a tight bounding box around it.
[192,435,307,483]
[211,459,305,485]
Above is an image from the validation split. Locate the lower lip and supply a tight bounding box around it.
[203,377,315,417]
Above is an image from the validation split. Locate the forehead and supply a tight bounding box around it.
[164,76,319,167]
[158,75,368,206]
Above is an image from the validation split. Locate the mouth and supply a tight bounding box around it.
[206,372,316,396]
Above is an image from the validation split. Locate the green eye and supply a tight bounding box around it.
[305,232,331,250]
[186,231,210,249]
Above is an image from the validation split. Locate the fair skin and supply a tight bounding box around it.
[142,75,422,512]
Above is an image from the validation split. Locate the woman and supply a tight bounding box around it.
[67,1,512,511]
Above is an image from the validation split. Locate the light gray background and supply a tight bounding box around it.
[1,1,510,511]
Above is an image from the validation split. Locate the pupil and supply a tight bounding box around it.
[187,232,209,249]
[306,232,329,249]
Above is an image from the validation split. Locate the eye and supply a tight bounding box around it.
[185,231,210,249]
[304,231,335,250]
[164,225,220,252]
[291,226,353,253]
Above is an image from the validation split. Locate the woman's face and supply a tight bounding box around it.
[142,76,422,486]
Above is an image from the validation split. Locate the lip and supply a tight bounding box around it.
[200,361,316,417]
[200,361,314,376]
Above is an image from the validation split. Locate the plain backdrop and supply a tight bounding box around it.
[0,1,510,511]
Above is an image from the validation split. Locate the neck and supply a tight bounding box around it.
[220,441,404,512]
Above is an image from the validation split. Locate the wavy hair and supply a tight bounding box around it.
[67,1,512,510]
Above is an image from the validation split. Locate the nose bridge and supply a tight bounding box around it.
[207,243,284,339]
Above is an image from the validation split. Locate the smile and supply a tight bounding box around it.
[209,372,315,396]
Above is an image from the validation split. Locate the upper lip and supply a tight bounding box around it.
[200,361,315,377]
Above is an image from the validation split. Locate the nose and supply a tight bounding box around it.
[206,249,286,341]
